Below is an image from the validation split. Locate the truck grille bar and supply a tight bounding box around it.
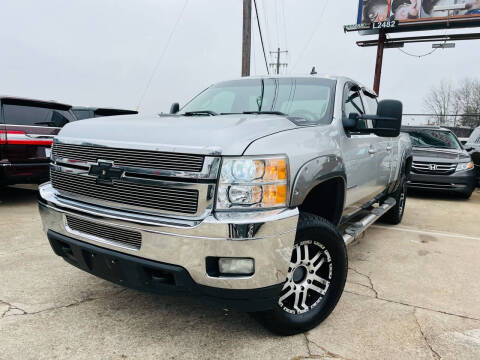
[51,169,199,215]
[66,215,142,250]
[52,143,205,172]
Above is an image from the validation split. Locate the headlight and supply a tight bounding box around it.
[216,156,288,210]
[456,161,474,172]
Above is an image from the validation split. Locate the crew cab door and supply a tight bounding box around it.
[361,90,393,189]
[341,83,380,210]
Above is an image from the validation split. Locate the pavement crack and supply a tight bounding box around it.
[1,288,127,319]
[348,267,378,298]
[300,333,349,360]
[0,300,27,318]
[344,290,480,322]
[413,308,441,360]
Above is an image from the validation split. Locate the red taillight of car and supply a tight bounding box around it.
[0,130,53,146]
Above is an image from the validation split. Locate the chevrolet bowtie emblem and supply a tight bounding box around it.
[89,160,123,185]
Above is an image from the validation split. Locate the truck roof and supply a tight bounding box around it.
[0,96,72,111]
[218,75,377,97]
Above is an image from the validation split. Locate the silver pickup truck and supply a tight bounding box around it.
[38,76,412,335]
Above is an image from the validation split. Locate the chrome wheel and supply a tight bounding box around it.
[278,240,333,314]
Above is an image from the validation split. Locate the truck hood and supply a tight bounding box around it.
[412,147,471,163]
[58,114,297,155]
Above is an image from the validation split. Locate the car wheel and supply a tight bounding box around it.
[254,212,347,336]
[381,174,407,225]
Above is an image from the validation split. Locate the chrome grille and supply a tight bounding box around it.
[66,215,142,250]
[411,161,456,175]
[52,143,205,172]
[51,169,199,214]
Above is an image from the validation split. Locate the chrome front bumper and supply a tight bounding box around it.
[38,183,299,290]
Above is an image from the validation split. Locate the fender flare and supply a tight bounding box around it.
[290,155,347,209]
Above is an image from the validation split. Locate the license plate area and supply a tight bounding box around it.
[82,250,125,283]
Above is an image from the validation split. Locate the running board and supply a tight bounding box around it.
[343,197,396,246]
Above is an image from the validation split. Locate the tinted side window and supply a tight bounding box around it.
[344,86,367,129]
[73,110,94,120]
[3,105,74,127]
[4,105,51,126]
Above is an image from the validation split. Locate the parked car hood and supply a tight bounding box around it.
[57,114,298,156]
[412,147,471,163]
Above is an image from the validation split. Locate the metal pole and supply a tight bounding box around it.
[276,47,280,74]
[242,0,252,77]
[373,31,386,95]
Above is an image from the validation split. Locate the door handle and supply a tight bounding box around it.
[386,145,392,152]
[368,148,377,155]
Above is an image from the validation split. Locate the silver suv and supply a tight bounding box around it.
[38,76,412,335]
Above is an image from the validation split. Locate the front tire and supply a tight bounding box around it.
[254,213,347,336]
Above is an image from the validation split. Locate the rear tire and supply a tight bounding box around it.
[254,212,347,336]
[381,175,407,225]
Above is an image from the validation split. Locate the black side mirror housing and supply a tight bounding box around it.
[374,99,403,137]
[344,99,403,137]
[170,102,180,114]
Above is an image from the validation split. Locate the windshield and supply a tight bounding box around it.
[180,78,335,124]
[406,129,462,150]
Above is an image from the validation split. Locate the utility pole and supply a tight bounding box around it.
[242,0,252,77]
[269,48,288,74]
[373,31,386,95]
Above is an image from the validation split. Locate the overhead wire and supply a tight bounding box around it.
[290,0,330,73]
[253,0,270,74]
[136,0,189,111]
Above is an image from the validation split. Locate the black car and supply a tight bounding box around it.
[72,107,137,120]
[402,126,476,199]
[464,126,480,186]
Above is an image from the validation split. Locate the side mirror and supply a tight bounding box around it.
[344,100,403,137]
[374,99,403,137]
[170,102,180,114]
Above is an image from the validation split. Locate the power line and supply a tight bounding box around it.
[290,0,330,73]
[253,0,270,74]
[136,0,189,111]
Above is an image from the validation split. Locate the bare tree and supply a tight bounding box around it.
[423,80,460,126]
[455,78,480,128]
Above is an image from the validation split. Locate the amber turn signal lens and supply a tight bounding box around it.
[263,184,287,206]
[264,159,287,181]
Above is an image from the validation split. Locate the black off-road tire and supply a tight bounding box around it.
[254,212,348,336]
[381,174,407,225]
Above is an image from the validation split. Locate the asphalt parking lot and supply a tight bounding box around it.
[1,187,480,360]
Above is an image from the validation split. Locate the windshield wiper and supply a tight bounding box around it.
[243,111,287,116]
[183,110,218,116]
